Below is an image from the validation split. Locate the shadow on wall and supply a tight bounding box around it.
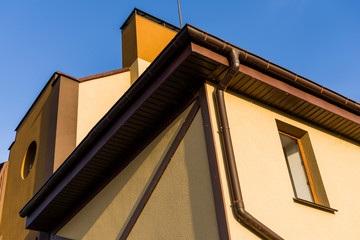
[56,105,188,239]
[183,112,220,239]
[115,110,219,239]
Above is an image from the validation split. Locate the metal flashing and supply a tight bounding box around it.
[120,8,180,32]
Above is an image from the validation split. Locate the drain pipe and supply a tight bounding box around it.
[215,48,283,240]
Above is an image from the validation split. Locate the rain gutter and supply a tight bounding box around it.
[19,31,187,218]
[20,23,358,235]
[183,25,360,116]
[180,27,283,239]
[215,50,283,239]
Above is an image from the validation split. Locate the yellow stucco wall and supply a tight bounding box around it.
[1,74,80,239]
[0,70,131,239]
[135,15,177,64]
[205,83,360,239]
[0,162,9,225]
[122,14,177,68]
[57,104,219,240]
[128,111,219,240]
[0,82,54,240]
[121,14,137,68]
[57,104,192,239]
[76,71,131,145]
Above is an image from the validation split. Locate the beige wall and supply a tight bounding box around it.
[57,104,219,240]
[52,76,79,172]
[205,83,360,239]
[76,71,131,144]
[0,70,131,239]
[129,58,151,84]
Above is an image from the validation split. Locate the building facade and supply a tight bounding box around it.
[1,9,360,240]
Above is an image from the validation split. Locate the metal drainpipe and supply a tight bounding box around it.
[215,48,283,240]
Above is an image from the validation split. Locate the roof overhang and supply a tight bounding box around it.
[191,43,360,139]
[20,24,360,233]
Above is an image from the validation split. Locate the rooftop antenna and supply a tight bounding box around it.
[177,0,183,28]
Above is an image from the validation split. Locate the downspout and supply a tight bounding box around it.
[215,48,283,240]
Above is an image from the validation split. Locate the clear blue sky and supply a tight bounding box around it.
[1,0,359,163]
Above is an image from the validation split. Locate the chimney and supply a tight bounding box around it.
[121,9,179,84]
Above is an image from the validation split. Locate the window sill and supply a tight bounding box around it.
[293,198,338,214]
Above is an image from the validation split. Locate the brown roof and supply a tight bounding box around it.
[20,24,360,232]
[79,67,130,82]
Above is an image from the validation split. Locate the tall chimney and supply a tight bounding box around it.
[121,9,179,83]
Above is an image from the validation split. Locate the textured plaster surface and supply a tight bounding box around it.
[205,83,360,239]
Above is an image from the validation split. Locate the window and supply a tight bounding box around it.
[21,141,37,179]
[279,131,314,202]
[276,120,336,213]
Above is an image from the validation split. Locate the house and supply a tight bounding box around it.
[1,8,360,240]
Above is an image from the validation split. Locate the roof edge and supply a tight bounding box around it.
[15,72,60,131]
[20,23,360,220]
[79,67,130,82]
[15,71,79,131]
[14,68,131,132]
[19,25,191,218]
[56,71,78,81]
[183,24,360,115]
[120,8,180,32]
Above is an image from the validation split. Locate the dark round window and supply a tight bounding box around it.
[21,141,37,179]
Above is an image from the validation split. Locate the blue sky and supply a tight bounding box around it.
[0,0,359,163]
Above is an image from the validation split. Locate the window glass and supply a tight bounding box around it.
[279,133,313,202]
